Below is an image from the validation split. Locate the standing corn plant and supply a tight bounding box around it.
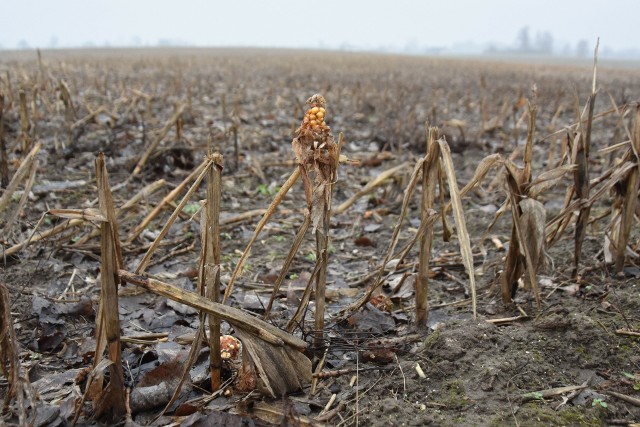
[221,94,341,352]
[291,94,340,350]
[500,97,538,305]
[416,127,440,327]
[572,42,598,277]
[498,92,579,305]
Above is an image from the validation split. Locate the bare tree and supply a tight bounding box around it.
[516,26,531,52]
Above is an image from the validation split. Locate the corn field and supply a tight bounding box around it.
[1,48,639,426]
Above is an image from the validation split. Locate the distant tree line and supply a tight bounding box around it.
[514,26,590,57]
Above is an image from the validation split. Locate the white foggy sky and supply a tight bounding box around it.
[1,0,637,52]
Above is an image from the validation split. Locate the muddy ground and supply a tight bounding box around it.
[0,48,639,426]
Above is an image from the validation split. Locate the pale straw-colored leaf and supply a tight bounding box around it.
[438,138,477,318]
[527,165,576,198]
[519,198,547,286]
[48,208,106,222]
[0,143,41,214]
[0,157,38,237]
[444,153,503,216]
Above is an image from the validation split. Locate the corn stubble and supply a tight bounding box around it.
[610,105,640,273]
[571,46,598,278]
[0,92,8,188]
[86,93,345,417]
[341,127,481,326]
[416,127,439,326]
[500,97,544,305]
[4,47,640,423]
[91,153,126,421]
[0,283,34,426]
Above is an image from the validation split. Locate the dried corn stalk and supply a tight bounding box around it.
[1,284,34,425]
[201,154,223,391]
[92,153,126,420]
[292,94,340,349]
[416,127,439,327]
[572,41,598,277]
[500,97,544,305]
[612,105,640,273]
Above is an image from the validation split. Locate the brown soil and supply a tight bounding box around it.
[0,48,639,426]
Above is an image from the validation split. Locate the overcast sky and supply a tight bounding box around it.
[1,0,638,54]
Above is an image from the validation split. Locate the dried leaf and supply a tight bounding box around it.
[311,181,327,233]
[0,143,41,215]
[234,326,312,398]
[438,138,477,318]
[347,304,396,334]
[28,331,66,353]
[547,161,636,231]
[502,163,541,305]
[361,348,396,364]
[518,198,547,285]
[614,106,640,272]
[445,153,503,216]
[527,165,576,198]
[354,236,376,247]
[48,208,106,222]
[0,156,38,237]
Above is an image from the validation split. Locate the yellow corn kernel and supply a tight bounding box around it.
[311,106,319,114]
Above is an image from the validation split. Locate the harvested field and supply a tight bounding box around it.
[0,48,639,426]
